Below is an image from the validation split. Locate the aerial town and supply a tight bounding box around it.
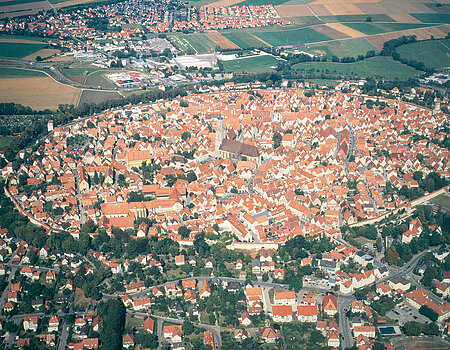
[0,83,448,350]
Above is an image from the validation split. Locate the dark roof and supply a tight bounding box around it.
[219,138,259,158]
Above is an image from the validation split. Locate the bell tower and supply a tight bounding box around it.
[215,116,224,156]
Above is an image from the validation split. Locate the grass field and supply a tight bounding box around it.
[392,339,450,350]
[0,42,46,58]
[412,13,450,24]
[0,0,42,7]
[342,22,386,35]
[373,22,435,32]
[78,90,122,106]
[223,31,269,49]
[255,27,331,46]
[169,33,217,53]
[222,54,281,72]
[432,194,450,210]
[396,39,450,70]
[0,34,47,42]
[0,67,45,77]
[294,56,423,79]
[309,40,353,58]
[0,136,15,149]
[340,37,377,57]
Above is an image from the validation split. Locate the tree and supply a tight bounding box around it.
[419,305,438,322]
[183,319,195,335]
[262,273,269,282]
[178,226,191,238]
[181,131,191,141]
[186,171,197,183]
[421,266,438,286]
[402,321,422,336]
[36,55,43,61]
[272,131,282,149]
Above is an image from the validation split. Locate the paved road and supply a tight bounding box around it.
[0,267,17,316]
[127,310,223,349]
[338,296,354,349]
[57,319,70,350]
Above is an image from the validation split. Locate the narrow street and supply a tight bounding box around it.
[73,168,86,225]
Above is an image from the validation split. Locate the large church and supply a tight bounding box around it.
[214,117,261,165]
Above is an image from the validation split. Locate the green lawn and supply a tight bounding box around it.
[294,56,423,79]
[0,42,46,58]
[223,31,268,49]
[0,67,45,78]
[255,27,331,46]
[411,13,450,23]
[222,54,281,72]
[0,35,47,42]
[396,39,450,69]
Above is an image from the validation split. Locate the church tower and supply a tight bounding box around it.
[215,116,225,156]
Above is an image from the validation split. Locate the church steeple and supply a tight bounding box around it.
[215,116,224,156]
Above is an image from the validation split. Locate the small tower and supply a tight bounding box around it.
[433,98,441,115]
[47,120,54,133]
[215,116,224,156]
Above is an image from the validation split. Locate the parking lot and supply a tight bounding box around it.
[386,301,431,325]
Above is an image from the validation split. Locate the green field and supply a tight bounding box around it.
[294,56,423,79]
[169,34,217,53]
[396,39,450,69]
[255,27,331,46]
[412,13,450,23]
[0,42,46,58]
[309,41,353,58]
[0,67,45,78]
[342,22,386,35]
[432,194,450,210]
[0,136,16,149]
[373,22,435,32]
[222,54,281,72]
[0,0,42,6]
[0,35,47,42]
[340,37,377,57]
[223,31,268,49]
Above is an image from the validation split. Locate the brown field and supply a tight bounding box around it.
[0,1,50,18]
[206,32,240,50]
[46,54,73,62]
[389,14,422,23]
[366,24,450,49]
[206,0,243,7]
[0,76,81,110]
[325,3,364,15]
[23,48,60,61]
[312,0,381,4]
[308,4,332,16]
[55,0,99,8]
[312,24,350,39]
[0,38,45,44]
[327,23,365,37]
[68,75,85,84]
[275,5,314,17]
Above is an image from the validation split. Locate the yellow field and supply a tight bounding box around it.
[206,0,243,7]
[206,32,240,49]
[326,23,365,38]
[0,76,81,110]
[23,48,60,61]
[312,0,381,3]
[324,3,364,15]
[389,14,422,23]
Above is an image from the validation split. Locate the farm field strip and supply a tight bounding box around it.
[293,56,423,79]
